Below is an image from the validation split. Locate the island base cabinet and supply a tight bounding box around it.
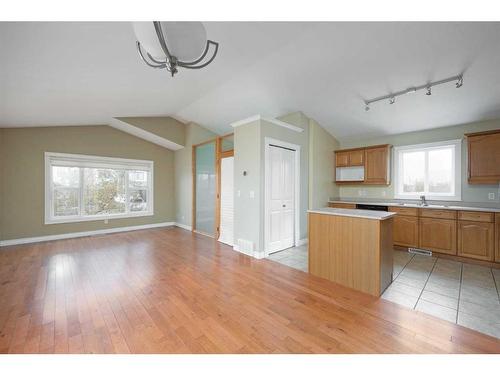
[308,213,393,297]
[419,217,457,255]
[458,221,494,261]
[393,215,419,248]
[308,213,330,279]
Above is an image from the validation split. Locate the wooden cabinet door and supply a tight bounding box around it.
[308,213,330,278]
[335,151,349,167]
[393,215,419,248]
[467,131,500,184]
[419,218,457,255]
[458,221,494,261]
[348,150,364,166]
[496,213,500,263]
[364,146,389,184]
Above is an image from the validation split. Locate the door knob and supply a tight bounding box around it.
[282,204,286,207]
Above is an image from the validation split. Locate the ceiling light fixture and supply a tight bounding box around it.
[133,22,219,77]
[363,74,463,111]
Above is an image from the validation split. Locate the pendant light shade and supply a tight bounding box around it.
[133,21,218,77]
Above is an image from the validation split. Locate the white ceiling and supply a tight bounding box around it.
[2,22,500,141]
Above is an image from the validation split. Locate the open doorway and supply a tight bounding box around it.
[217,134,234,246]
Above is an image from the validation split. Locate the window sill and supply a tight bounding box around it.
[45,211,154,225]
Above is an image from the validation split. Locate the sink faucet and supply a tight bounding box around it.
[420,195,428,206]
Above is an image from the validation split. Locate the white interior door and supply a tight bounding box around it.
[267,145,295,254]
[218,156,234,246]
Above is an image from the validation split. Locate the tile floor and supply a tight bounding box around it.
[268,245,308,272]
[268,246,500,339]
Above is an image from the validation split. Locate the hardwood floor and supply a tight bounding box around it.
[1,227,499,354]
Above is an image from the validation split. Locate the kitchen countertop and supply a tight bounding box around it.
[308,207,397,220]
[328,199,500,213]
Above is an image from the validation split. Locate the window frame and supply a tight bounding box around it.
[45,152,154,224]
[394,139,462,201]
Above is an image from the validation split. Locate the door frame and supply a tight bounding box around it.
[192,133,234,238]
[215,133,234,240]
[192,138,217,237]
[264,137,301,257]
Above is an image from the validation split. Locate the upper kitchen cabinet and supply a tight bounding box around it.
[466,129,500,184]
[334,144,391,185]
[364,145,391,184]
[335,149,364,167]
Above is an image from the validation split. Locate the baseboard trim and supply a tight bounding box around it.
[0,222,175,247]
[232,244,265,259]
[297,238,308,246]
[174,222,192,231]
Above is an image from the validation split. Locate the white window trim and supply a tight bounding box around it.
[45,152,154,224]
[394,139,462,201]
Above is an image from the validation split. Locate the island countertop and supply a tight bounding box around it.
[308,207,396,221]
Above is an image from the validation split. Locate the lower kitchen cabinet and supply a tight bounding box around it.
[496,213,500,263]
[393,215,419,248]
[419,217,457,255]
[458,221,495,261]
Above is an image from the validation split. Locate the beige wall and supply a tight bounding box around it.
[0,129,3,240]
[234,120,262,251]
[309,118,339,209]
[0,126,176,240]
[339,119,500,203]
[174,122,217,228]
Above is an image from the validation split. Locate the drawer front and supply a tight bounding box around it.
[388,206,418,217]
[328,202,357,209]
[458,211,494,223]
[419,208,457,220]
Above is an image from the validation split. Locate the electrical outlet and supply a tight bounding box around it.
[104,218,109,224]
[488,192,495,200]
[381,191,386,197]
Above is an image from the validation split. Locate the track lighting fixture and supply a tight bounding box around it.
[363,74,463,110]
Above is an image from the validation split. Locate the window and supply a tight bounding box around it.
[45,152,153,224]
[394,140,461,201]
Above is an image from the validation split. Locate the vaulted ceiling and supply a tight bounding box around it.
[2,22,500,141]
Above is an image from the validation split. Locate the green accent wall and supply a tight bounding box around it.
[0,125,175,241]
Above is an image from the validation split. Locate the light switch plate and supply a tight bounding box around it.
[488,192,495,200]
[249,190,255,199]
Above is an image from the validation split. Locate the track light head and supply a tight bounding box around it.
[365,104,370,112]
[456,76,463,88]
[426,86,432,96]
[389,97,395,105]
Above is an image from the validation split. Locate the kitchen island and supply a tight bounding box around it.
[308,207,396,296]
